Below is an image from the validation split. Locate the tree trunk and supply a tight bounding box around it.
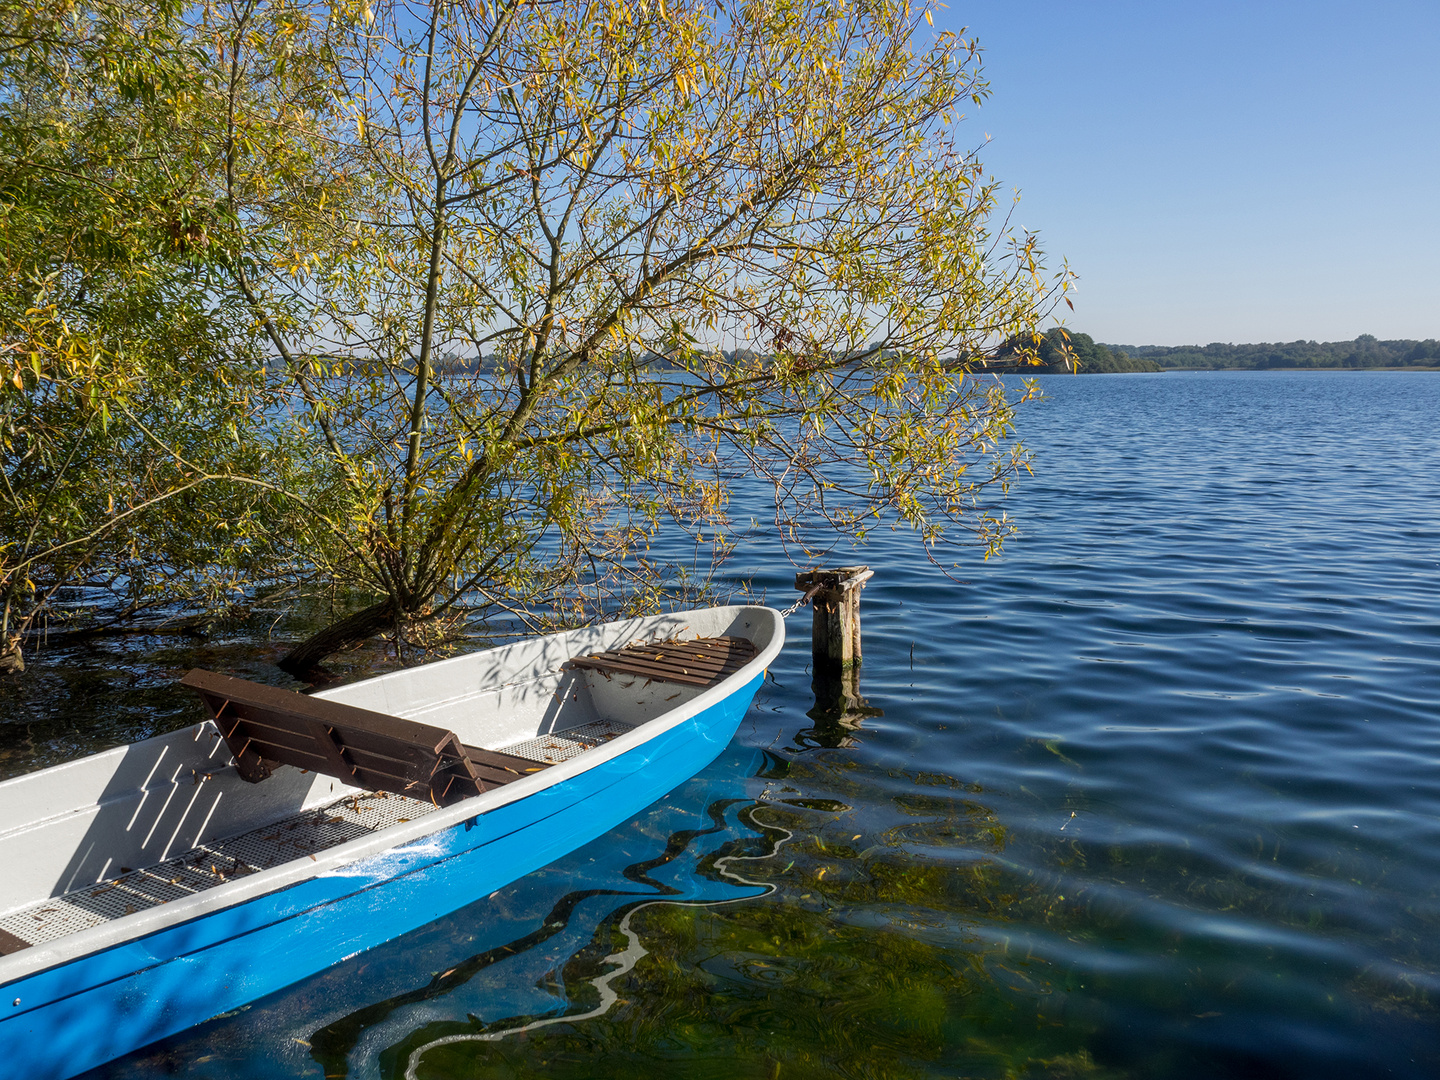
[277,600,398,676]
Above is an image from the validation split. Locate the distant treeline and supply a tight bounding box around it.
[444,332,1440,377]
[1107,334,1440,371]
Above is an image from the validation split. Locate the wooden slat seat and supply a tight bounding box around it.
[566,635,757,688]
[182,670,546,806]
[461,744,551,779]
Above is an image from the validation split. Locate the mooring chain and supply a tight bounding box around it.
[779,583,823,618]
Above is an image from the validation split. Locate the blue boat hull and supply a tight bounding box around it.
[0,675,760,1078]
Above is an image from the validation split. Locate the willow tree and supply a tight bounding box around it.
[215,0,1066,672]
[0,0,317,672]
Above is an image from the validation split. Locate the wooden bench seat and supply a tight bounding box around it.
[566,635,757,687]
[182,670,546,807]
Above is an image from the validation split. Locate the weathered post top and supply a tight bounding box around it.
[793,565,874,594]
[795,565,873,673]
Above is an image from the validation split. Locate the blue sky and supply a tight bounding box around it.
[936,1,1440,345]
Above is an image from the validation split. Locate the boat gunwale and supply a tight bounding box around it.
[0,605,782,988]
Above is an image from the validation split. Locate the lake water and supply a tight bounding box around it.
[6,371,1439,1079]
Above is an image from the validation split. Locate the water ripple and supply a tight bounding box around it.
[44,372,1440,1079]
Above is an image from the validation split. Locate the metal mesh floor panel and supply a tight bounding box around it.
[501,719,634,764]
[0,791,438,949]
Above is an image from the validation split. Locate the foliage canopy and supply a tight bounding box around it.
[2,0,1068,673]
[0,0,316,670]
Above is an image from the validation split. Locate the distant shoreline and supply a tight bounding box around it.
[1036,365,1440,374]
[1154,365,1440,373]
[987,330,1440,375]
[1102,334,1439,372]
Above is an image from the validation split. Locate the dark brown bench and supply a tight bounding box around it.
[566,635,757,687]
[181,670,547,807]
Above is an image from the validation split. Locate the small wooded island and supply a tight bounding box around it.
[1015,330,1164,373]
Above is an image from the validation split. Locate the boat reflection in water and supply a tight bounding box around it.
[313,776,794,1080]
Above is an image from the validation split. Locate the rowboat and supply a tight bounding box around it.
[0,605,781,1078]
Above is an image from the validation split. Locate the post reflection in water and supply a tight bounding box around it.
[800,666,883,750]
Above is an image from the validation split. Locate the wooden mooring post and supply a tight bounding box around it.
[794,565,874,673]
[794,565,880,747]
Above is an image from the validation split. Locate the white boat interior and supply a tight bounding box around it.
[0,606,777,963]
